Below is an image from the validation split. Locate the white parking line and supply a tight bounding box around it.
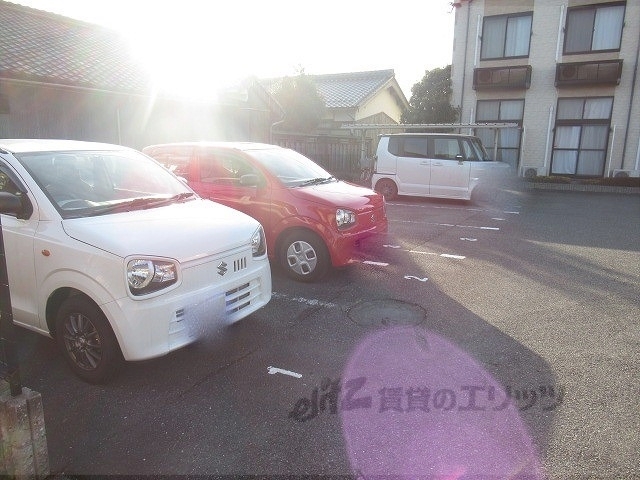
[267,366,302,378]
[383,245,466,259]
[362,260,390,266]
[392,220,500,231]
[271,292,338,308]
[387,202,483,212]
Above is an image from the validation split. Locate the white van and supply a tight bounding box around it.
[371,133,512,201]
[0,139,272,383]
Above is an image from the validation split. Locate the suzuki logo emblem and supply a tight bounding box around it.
[217,261,228,276]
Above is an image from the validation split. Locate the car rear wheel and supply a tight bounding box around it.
[55,296,122,383]
[375,179,398,200]
[279,230,330,282]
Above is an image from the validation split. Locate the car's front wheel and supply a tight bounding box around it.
[374,179,398,200]
[278,230,330,282]
[55,296,122,383]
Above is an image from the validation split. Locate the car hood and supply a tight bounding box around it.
[288,180,384,210]
[62,199,260,261]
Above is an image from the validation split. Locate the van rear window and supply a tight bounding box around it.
[388,137,401,156]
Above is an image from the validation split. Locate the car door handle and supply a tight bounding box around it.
[432,162,443,166]
[420,161,430,166]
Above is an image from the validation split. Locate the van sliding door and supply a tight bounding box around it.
[428,137,472,199]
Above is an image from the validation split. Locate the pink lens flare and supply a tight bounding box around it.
[340,326,546,478]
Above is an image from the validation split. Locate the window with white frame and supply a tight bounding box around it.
[551,97,613,176]
[564,2,626,54]
[480,12,533,60]
[475,99,524,168]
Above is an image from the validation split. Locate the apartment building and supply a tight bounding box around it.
[451,0,640,178]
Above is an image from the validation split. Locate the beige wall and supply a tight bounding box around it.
[452,0,640,176]
[357,83,407,123]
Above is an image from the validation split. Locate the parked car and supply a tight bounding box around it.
[0,139,272,383]
[142,142,388,282]
[371,133,513,201]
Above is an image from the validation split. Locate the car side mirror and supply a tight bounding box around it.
[239,174,260,187]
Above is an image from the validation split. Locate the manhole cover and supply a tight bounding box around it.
[347,299,426,327]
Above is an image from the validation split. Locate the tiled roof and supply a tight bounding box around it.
[0,0,150,93]
[312,69,396,108]
[263,69,397,109]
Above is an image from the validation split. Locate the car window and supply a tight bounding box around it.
[462,140,480,161]
[248,148,331,187]
[388,137,401,155]
[402,137,429,158]
[0,169,21,195]
[470,138,492,161]
[432,138,462,160]
[199,152,256,185]
[149,147,192,180]
[17,149,193,218]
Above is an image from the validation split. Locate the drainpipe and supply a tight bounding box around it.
[270,119,286,144]
[621,21,640,170]
[459,1,472,121]
[543,105,554,175]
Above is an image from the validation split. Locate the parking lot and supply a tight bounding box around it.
[14,183,640,478]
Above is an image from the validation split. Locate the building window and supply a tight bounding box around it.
[551,97,613,177]
[475,99,524,169]
[564,2,625,54]
[480,12,533,60]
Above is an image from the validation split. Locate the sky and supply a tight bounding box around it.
[10,0,457,100]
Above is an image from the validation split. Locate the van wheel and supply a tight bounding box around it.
[375,179,398,200]
[279,230,330,282]
[55,296,122,384]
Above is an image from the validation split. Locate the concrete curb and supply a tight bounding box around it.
[525,182,640,195]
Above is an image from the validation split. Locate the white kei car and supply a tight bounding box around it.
[372,133,513,201]
[0,139,272,383]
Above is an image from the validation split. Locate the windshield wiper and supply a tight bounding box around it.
[297,176,335,187]
[84,194,192,217]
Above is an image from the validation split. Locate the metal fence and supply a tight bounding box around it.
[273,134,372,181]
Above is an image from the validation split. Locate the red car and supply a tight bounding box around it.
[143,142,388,282]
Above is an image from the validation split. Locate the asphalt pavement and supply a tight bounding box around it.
[12,183,640,478]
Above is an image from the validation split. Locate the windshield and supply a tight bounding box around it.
[17,149,196,218]
[246,148,334,187]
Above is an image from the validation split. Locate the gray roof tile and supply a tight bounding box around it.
[0,0,150,93]
[313,70,395,108]
[263,69,396,109]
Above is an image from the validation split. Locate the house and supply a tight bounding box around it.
[450,0,640,178]
[0,0,281,149]
[263,69,410,176]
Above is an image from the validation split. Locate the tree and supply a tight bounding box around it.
[401,65,458,125]
[273,72,325,133]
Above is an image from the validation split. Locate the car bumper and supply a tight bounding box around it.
[328,214,388,267]
[103,258,271,361]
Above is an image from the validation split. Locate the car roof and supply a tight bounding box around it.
[0,139,130,154]
[143,142,282,153]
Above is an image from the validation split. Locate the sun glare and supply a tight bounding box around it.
[13,0,455,100]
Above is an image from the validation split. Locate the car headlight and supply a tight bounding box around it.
[251,226,267,257]
[336,208,357,229]
[127,258,178,296]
